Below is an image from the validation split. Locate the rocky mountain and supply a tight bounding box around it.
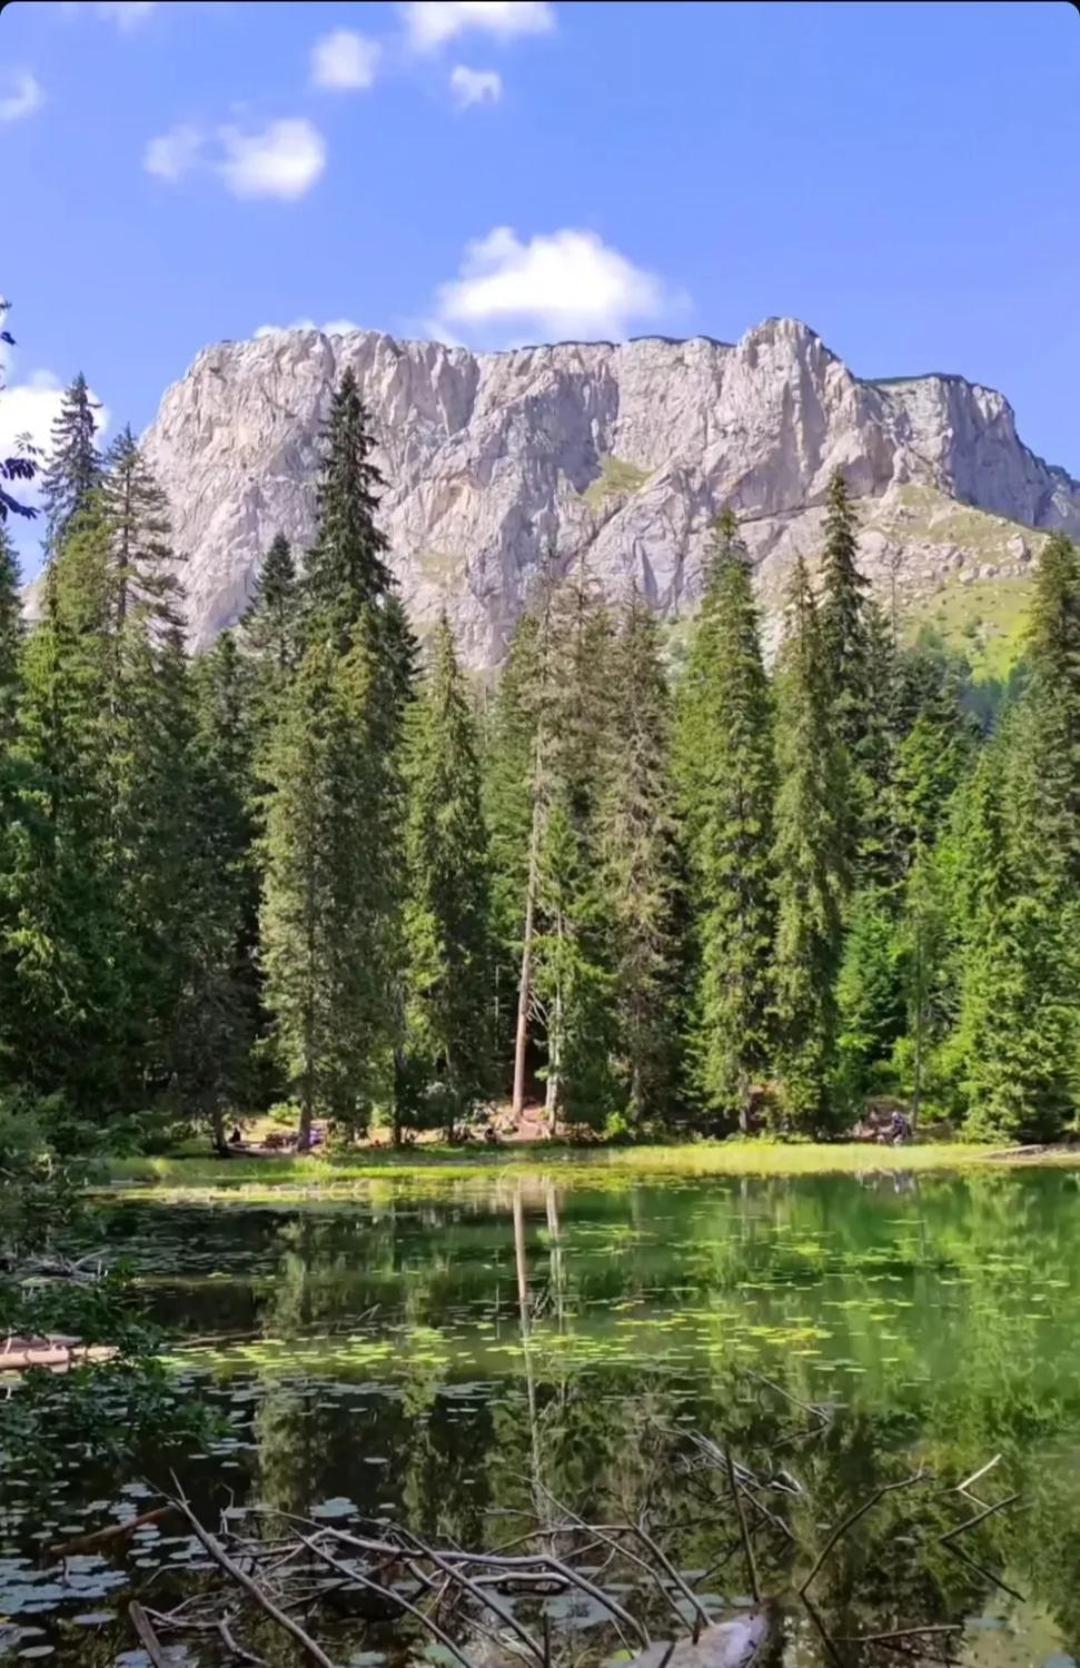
[136,315,1080,668]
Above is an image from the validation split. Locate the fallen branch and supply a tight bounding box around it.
[724,1445,760,1604]
[169,1481,338,1668]
[129,1601,169,1668]
[800,1473,925,1597]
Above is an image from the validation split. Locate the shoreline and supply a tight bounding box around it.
[98,1139,1080,1195]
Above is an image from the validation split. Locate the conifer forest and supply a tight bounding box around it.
[2,363,1079,1154]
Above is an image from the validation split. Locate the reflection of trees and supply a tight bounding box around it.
[229,1170,1080,1659]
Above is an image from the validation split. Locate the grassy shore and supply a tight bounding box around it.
[101,1139,1080,1194]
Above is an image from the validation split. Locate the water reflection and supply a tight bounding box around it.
[5,1171,1080,1663]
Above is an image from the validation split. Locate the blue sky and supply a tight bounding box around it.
[1,0,1078,572]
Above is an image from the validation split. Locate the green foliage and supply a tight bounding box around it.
[675,511,775,1126]
[599,589,684,1123]
[402,614,492,1133]
[39,371,103,555]
[771,557,848,1130]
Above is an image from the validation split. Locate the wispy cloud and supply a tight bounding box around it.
[216,118,326,200]
[145,117,327,201]
[310,30,381,91]
[0,72,44,124]
[450,65,502,107]
[254,319,359,338]
[431,226,683,344]
[401,1,554,51]
[143,122,204,181]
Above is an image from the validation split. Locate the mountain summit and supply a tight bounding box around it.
[139,316,1080,666]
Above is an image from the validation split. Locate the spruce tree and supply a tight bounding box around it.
[599,588,682,1124]
[530,558,617,1129]
[102,426,183,630]
[819,469,871,759]
[259,371,415,1143]
[0,522,21,748]
[1,506,129,1103]
[675,511,776,1127]
[175,633,261,1146]
[259,636,386,1140]
[401,614,491,1137]
[771,556,849,1130]
[482,611,543,1074]
[243,533,301,676]
[40,373,103,556]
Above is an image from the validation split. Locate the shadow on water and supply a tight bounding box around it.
[4,1168,1080,1664]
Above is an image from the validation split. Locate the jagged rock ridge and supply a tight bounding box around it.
[136,316,1080,667]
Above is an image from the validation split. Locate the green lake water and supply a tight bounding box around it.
[5,1167,1080,1667]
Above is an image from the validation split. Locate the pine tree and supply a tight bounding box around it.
[101,426,183,631]
[1,506,129,1103]
[243,533,301,676]
[482,611,544,1076]
[40,374,103,556]
[675,511,775,1128]
[771,556,849,1130]
[0,522,21,748]
[259,636,386,1140]
[819,469,871,756]
[175,634,261,1146]
[259,371,415,1144]
[1022,531,1080,888]
[598,588,682,1125]
[401,614,491,1137]
[301,369,395,651]
[530,558,617,1129]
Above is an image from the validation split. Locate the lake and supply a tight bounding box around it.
[3,1166,1080,1667]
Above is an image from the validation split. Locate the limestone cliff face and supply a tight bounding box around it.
[137,316,1080,666]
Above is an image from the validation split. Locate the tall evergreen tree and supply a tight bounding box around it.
[101,426,182,630]
[771,556,849,1130]
[599,588,683,1124]
[243,533,301,676]
[675,511,776,1127]
[175,633,261,1146]
[401,614,491,1137]
[259,372,415,1144]
[40,374,103,556]
[1,507,128,1103]
[0,522,21,748]
[482,611,544,1076]
[819,469,871,757]
[259,636,386,1141]
[530,558,617,1129]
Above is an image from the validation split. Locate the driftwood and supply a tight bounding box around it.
[0,1333,117,1373]
[129,1438,1021,1668]
[52,1504,171,1558]
[129,1601,169,1668]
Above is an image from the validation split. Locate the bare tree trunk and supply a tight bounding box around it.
[512,797,542,1120]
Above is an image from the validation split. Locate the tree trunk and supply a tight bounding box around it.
[512,797,542,1120]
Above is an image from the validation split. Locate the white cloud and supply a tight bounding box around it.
[432,226,680,343]
[401,1,554,51]
[93,2,158,29]
[450,65,502,107]
[0,72,44,123]
[143,122,204,181]
[216,118,326,201]
[254,319,359,339]
[311,30,381,91]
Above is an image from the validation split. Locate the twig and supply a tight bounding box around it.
[800,1473,925,1597]
[298,1532,473,1668]
[129,1602,169,1668]
[956,1454,1000,1501]
[939,1493,1019,1545]
[631,1521,711,1634]
[724,1446,760,1604]
[942,1540,1026,1604]
[218,1616,268,1665]
[169,1480,337,1668]
[399,1527,545,1665]
[839,1626,963,1643]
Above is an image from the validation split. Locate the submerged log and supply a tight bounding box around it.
[0,1333,117,1373]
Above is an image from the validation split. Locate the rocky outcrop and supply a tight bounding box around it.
[135,316,1080,667]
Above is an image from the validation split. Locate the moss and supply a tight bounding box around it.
[582,455,650,512]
